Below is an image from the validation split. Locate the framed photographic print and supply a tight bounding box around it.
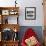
[2,10,9,15]
[25,7,36,20]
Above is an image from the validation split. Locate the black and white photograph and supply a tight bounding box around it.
[25,7,36,20]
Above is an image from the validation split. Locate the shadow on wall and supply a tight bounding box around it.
[18,26,43,44]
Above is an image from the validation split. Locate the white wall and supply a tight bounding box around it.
[0,0,44,26]
[18,0,44,26]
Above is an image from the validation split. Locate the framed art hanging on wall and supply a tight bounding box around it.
[25,7,36,20]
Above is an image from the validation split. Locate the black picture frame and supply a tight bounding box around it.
[25,7,36,20]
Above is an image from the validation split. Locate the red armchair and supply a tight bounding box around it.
[21,28,41,46]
